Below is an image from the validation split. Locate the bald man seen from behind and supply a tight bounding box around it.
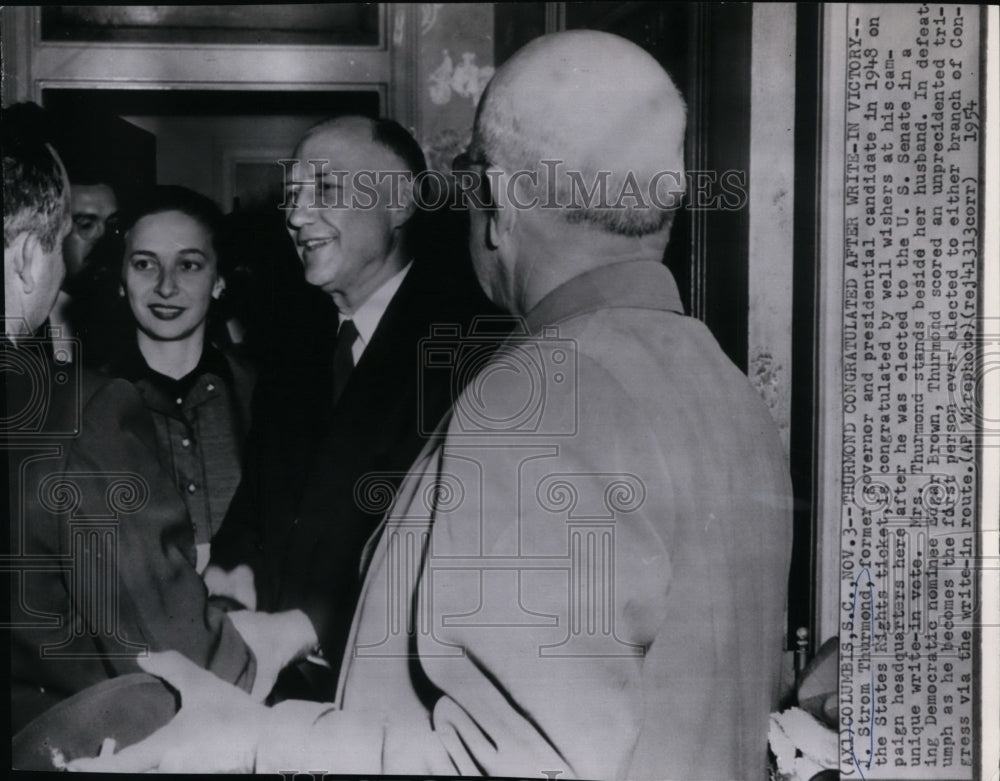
[71,31,794,780]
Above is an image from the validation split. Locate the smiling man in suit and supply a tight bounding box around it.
[205,116,499,700]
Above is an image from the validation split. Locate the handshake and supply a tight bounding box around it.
[63,565,323,774]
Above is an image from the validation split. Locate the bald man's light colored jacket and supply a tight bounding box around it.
[258,260,793,780]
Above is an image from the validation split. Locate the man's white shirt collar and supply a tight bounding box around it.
[339,260,412,363]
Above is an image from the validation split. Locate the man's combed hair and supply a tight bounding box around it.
[2,105,69,252]
[369,118,429,244]
[371,118,428,179]
[301,116,428,180]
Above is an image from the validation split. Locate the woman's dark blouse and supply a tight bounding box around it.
[106,340,254,568]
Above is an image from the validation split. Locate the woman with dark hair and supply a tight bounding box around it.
[105,186,254,574]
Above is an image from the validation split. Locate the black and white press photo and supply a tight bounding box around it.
[2,4,997,780]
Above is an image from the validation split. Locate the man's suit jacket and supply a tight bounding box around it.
[3,337,255,734]
[210,253,502,679]
[256,261,794,780]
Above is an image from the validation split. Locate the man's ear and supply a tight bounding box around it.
[388,175,417,230]
[12,232,39,294]
[486,164,517,250]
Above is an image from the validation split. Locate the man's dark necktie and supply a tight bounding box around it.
[332,318,358,404]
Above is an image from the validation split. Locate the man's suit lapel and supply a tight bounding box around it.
[328,262,426,427]
[292,262,431,550]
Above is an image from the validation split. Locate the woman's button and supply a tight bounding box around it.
[186,482,197,494]
[175,397,183,405]
[206,383,216,392]
[181,438,191,448]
